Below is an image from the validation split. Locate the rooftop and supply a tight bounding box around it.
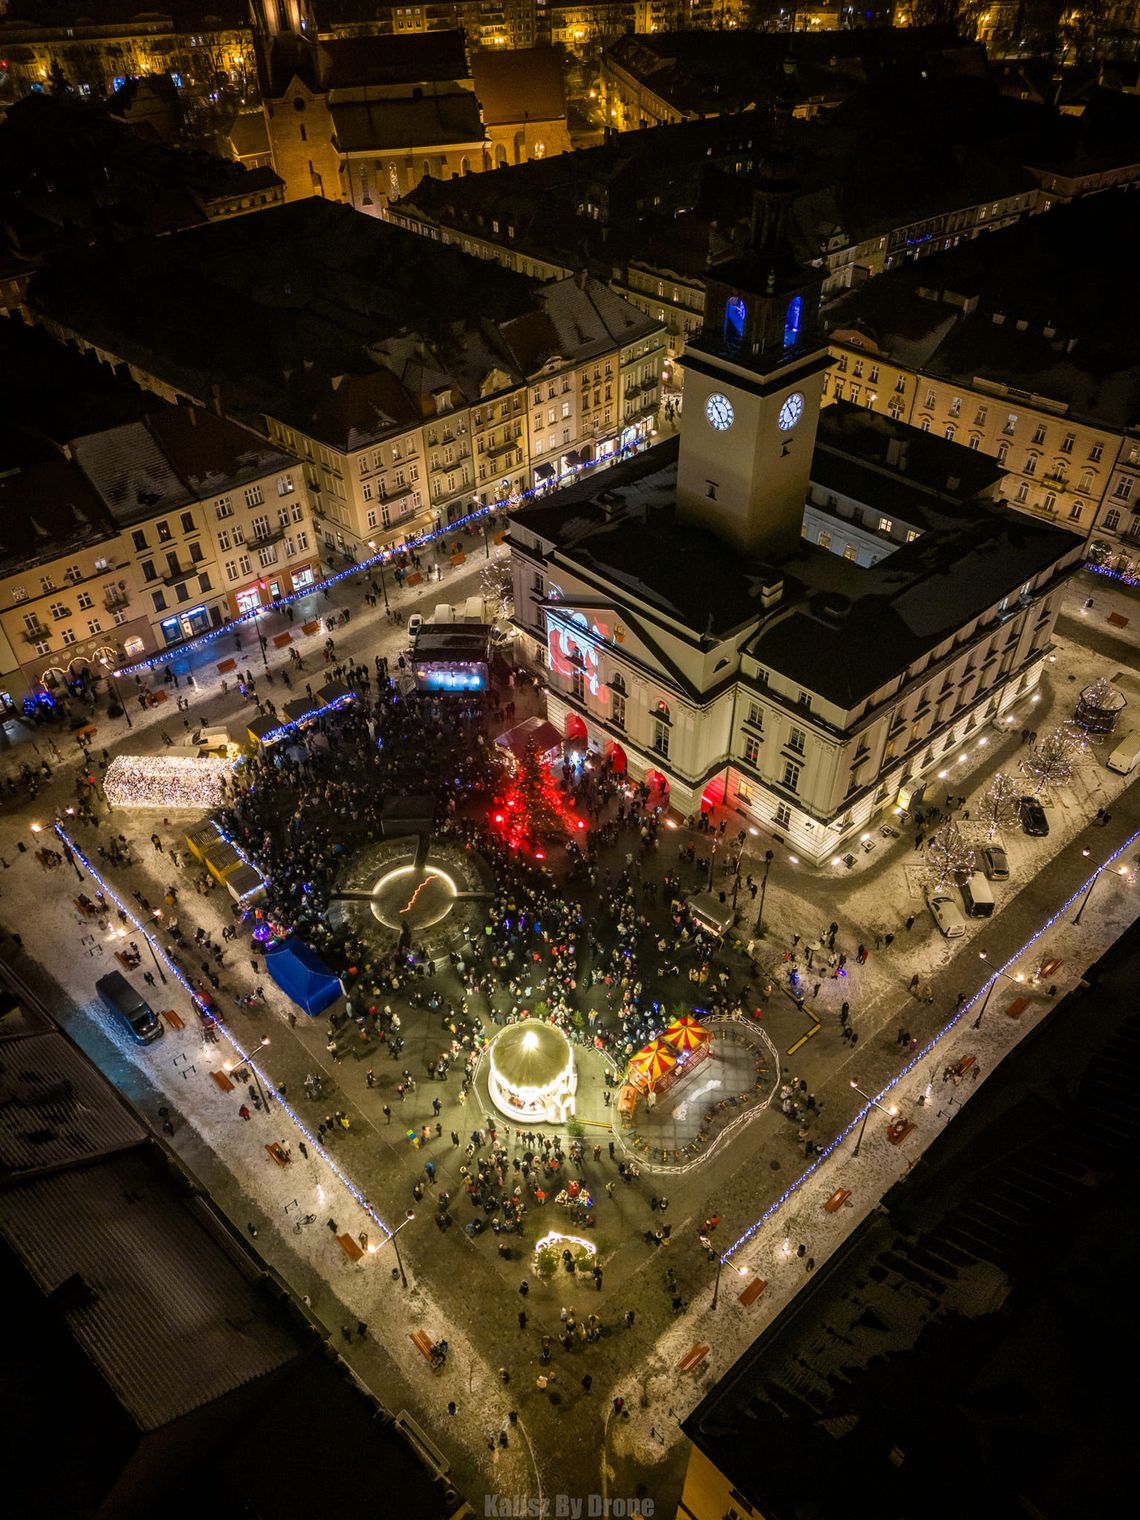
[470,46,567,127]
[826,189,1140,429]
[513,416,1079,706]
[27,198,660,450]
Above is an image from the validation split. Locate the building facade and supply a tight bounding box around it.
[508,217,1083,865]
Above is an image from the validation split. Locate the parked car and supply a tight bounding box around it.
[1018,796,1049,836]
[926,889,967,939]
[489,625,514,648]
[980,845,1010,881]
[407,612,423,642]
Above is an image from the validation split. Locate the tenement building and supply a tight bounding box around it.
[26,199,664,565]
[507,187,1082,865]
[823,190,1140,564]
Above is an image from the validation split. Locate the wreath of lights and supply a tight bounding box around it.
[111,441,648,681]
[104,753,234,810]
[716,821,1140,1268]
[53,823,398,1248]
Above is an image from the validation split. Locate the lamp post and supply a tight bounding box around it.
[100,657,132,729]
[849,1078,898,1158]
[229,1037,270,1111]
[371,1208,416,1288]
[368,542,390,611]
[711,1256,749,1312]
[1073,847,1129,926]
[972,950,1025,1030]
[755,849,775,936]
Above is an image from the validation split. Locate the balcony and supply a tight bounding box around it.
[21,623,50,643]
[248,526,287,551]
[104,589,130,610]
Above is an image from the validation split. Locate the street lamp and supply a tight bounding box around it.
[972,950,1025,1029]
[711,1255,749,1311]
[369,1208,416,1288]
[755,849,775,936]
[1073,847,1130,926]
[228,1037,270,1111]
[368,543,390,611]
[100,656,132,729]
[849,1078,898,1158]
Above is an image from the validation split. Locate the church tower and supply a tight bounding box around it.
[675,146,830,560]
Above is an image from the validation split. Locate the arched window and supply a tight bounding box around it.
[495,144,508,168]
[656,699,670,720]
[724,296,746,354]
[460,156,470,175]
[783,295,803,349]
[610,672,627,694]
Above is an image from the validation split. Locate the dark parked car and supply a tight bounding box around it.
[1019,796,1049,837]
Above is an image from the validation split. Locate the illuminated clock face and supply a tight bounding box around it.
[705,392,734,431]
[778,392,805,431]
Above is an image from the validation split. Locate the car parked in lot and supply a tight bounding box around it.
[407,612,423,642]
[1019,796,1049,836]
[980,845,1009,880]
[926,889,967,938]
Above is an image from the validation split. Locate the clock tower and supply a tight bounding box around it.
[675,166,830,559]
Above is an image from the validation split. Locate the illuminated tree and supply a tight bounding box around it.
[977,771,1022,839]
[924,821,975,891]
[479,557,513,623]
[492,740,579,852]
[1020,728,1075,794]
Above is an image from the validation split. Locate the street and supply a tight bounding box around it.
[2,556,1139,1516]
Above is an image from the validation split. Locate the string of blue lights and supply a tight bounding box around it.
[112,442,643,681]
[718,823,1140,1266]
[1088,560,1140,591]
[53,822,396,1246]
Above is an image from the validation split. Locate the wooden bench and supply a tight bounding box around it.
[216,657,237,674]
[405,571,423,587]
[210,1070,235,1093]
[336,1233,364,1263]
[272,632,293,648]
[887,1121,914,1146]
[824,1188,852,1214]
[956,1054,977,1074]
[1037,957,1064,979]
[265,1143,289,1167]
[450,551,466,565]
[302,620,320,636]
[738,1277,768,1307]
[410,1330,435,1362]
[115,951,140,971]
[1006,996,1031,1020]
[161,1008,184,1031]
[149,689,167,705]
[677,1343,710,1374]
[76,723,98,740]
[73,899,97,917]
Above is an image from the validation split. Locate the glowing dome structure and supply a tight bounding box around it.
[488,1021,577,1124]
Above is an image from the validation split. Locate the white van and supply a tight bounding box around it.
[1106,731,1140,775]
[431,602,453,625]
[462,595,484,623]
[960,872,995,918]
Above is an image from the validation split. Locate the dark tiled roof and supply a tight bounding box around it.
[471,47,567,127]
[0,456,116,571]
[329,92,484,153]
[321,29,470,89]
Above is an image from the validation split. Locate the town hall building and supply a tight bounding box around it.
[506,173,1085,866]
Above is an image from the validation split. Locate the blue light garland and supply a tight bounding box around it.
[718,822,1140,1266]
[113,441,647,680]
[54,823,397,1246]
[249,691,357,748]
[1087,560,1140,591]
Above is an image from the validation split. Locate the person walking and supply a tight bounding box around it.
[382,1104,392,1124]
[625,1309,635,1328]
[905,915,915,931]
[519,1280,529,1297]
[582,1374,593,1393]
[518,1310,528,1329]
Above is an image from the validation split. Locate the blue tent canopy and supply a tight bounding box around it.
[264,938,343,1017]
